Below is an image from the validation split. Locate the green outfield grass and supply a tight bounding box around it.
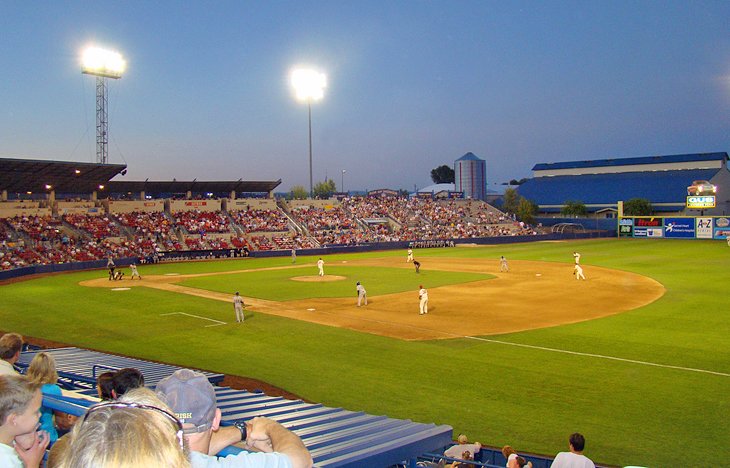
[1,239,728,467]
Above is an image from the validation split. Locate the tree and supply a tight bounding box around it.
[430,165,455,184]
[288,186,308,200]
[502,188,520,214]
[516,197,538,225]
[623,198,653,216]
[313,179,337,199]
[561,200,587,217]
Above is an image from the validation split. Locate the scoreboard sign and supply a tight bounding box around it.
[686,196,716,209]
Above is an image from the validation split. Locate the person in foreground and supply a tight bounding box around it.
[550,433,595,468]
[157,368,313,468]
[0,375,49,468]
[54,387,190,468]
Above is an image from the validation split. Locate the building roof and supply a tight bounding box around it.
[106,179,281,195]
[0,157,127,193]
[532,152,728,171]
[517,168,720,208]
[455,152,483,162]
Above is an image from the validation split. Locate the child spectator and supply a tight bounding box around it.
[25,352,66,444]
[0,375,49,468]
[96,371,115,400]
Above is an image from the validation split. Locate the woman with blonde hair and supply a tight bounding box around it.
[56,388,190,468]
[25,352,63,444]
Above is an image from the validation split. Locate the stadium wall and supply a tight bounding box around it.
[618,215,730,239]
[536,217,617,231]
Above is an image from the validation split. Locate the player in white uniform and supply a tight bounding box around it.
[499,256,509,272]
[129,263,141,280]
[574,264,586,280]
[291,248,296,263]
[573,251,581,264]
[232,291,245,323]
[406,248,413,262]
[317,258,324,276]
[356,281,367,306]
[418,285,428,315]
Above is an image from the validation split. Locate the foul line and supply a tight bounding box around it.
[160,312,227,327]
[464,336,730,378]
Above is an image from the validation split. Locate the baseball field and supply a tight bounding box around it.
[1,238,728,467]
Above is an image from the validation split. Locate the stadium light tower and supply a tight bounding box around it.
[81,46,126,165]
[290,68,327,198]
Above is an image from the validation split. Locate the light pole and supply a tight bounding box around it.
[341,170,346,193]
[291,68,326,199]
[81,46,126,165]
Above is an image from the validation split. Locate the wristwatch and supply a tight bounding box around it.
[233,420,247,442]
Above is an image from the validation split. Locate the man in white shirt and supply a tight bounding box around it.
[356,282,367,307]
[418,285,428,315]
[551,433,595,468]
[317,258,324,277]
[0,333,23,376]
[444,434,481,460]
[573,252,581,265]
[232,292,245,323]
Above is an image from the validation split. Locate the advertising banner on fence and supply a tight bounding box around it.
[696,218,713,239]
[618,218,633,237]
[664,218,695,238]
[633,217,662,237]
[714,217,730,239]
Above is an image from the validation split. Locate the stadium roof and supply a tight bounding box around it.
[106,179,281,194]
[0,157,127,193]
[0,157,281,195]
[532,152,728,171]
[517,168,720,210]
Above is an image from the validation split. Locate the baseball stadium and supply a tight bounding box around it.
[1,151,729,468]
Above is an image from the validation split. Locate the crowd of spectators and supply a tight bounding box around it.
[230,209,290,232]
[0,197,543,271]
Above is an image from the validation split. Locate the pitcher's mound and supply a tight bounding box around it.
[291,275,346,282]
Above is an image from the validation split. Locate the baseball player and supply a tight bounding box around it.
[233,291,245,323]
[407,248,413,262]
[418,285,428,315]
[129,263,141,280]
[107,258,115,281]
[573,251,581,265]
[291,248,297,263]
[317,258,325,276]
[356,281,367,306]
[499,256,509,272]
[574,264,586,280]
[413,259,421,273]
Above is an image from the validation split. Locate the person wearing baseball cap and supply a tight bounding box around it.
[156,369,313,468]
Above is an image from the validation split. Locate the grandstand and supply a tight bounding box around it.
[0,157,560,275]
[517,152,730,216]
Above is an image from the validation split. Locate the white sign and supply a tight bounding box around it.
[687,196,716,209]
[696,218,713,239]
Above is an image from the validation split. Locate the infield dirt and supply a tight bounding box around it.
[80,257,664,341]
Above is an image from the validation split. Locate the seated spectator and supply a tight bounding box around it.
[0,333,23,376]
[448,450,473,468]
[551,433,595,468]
[25,352,67,444]
[54,387,190,467]
[156,368,313,468]
[444,434,481,461]
[503,445,533,468]
[96,371,115,400]
[0,375,49,468]
[111,368,145,398]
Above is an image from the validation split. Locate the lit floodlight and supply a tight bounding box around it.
[82,47,126,79]
[45,184,52,190]
[98,185,105,190]
[74,169,81,174]
[291,68,327,101]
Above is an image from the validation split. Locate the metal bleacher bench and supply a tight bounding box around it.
[20,347,453,467]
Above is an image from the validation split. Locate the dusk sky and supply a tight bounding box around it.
[2,1,729,193]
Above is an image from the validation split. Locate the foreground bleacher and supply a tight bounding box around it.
[19,347,453,467]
